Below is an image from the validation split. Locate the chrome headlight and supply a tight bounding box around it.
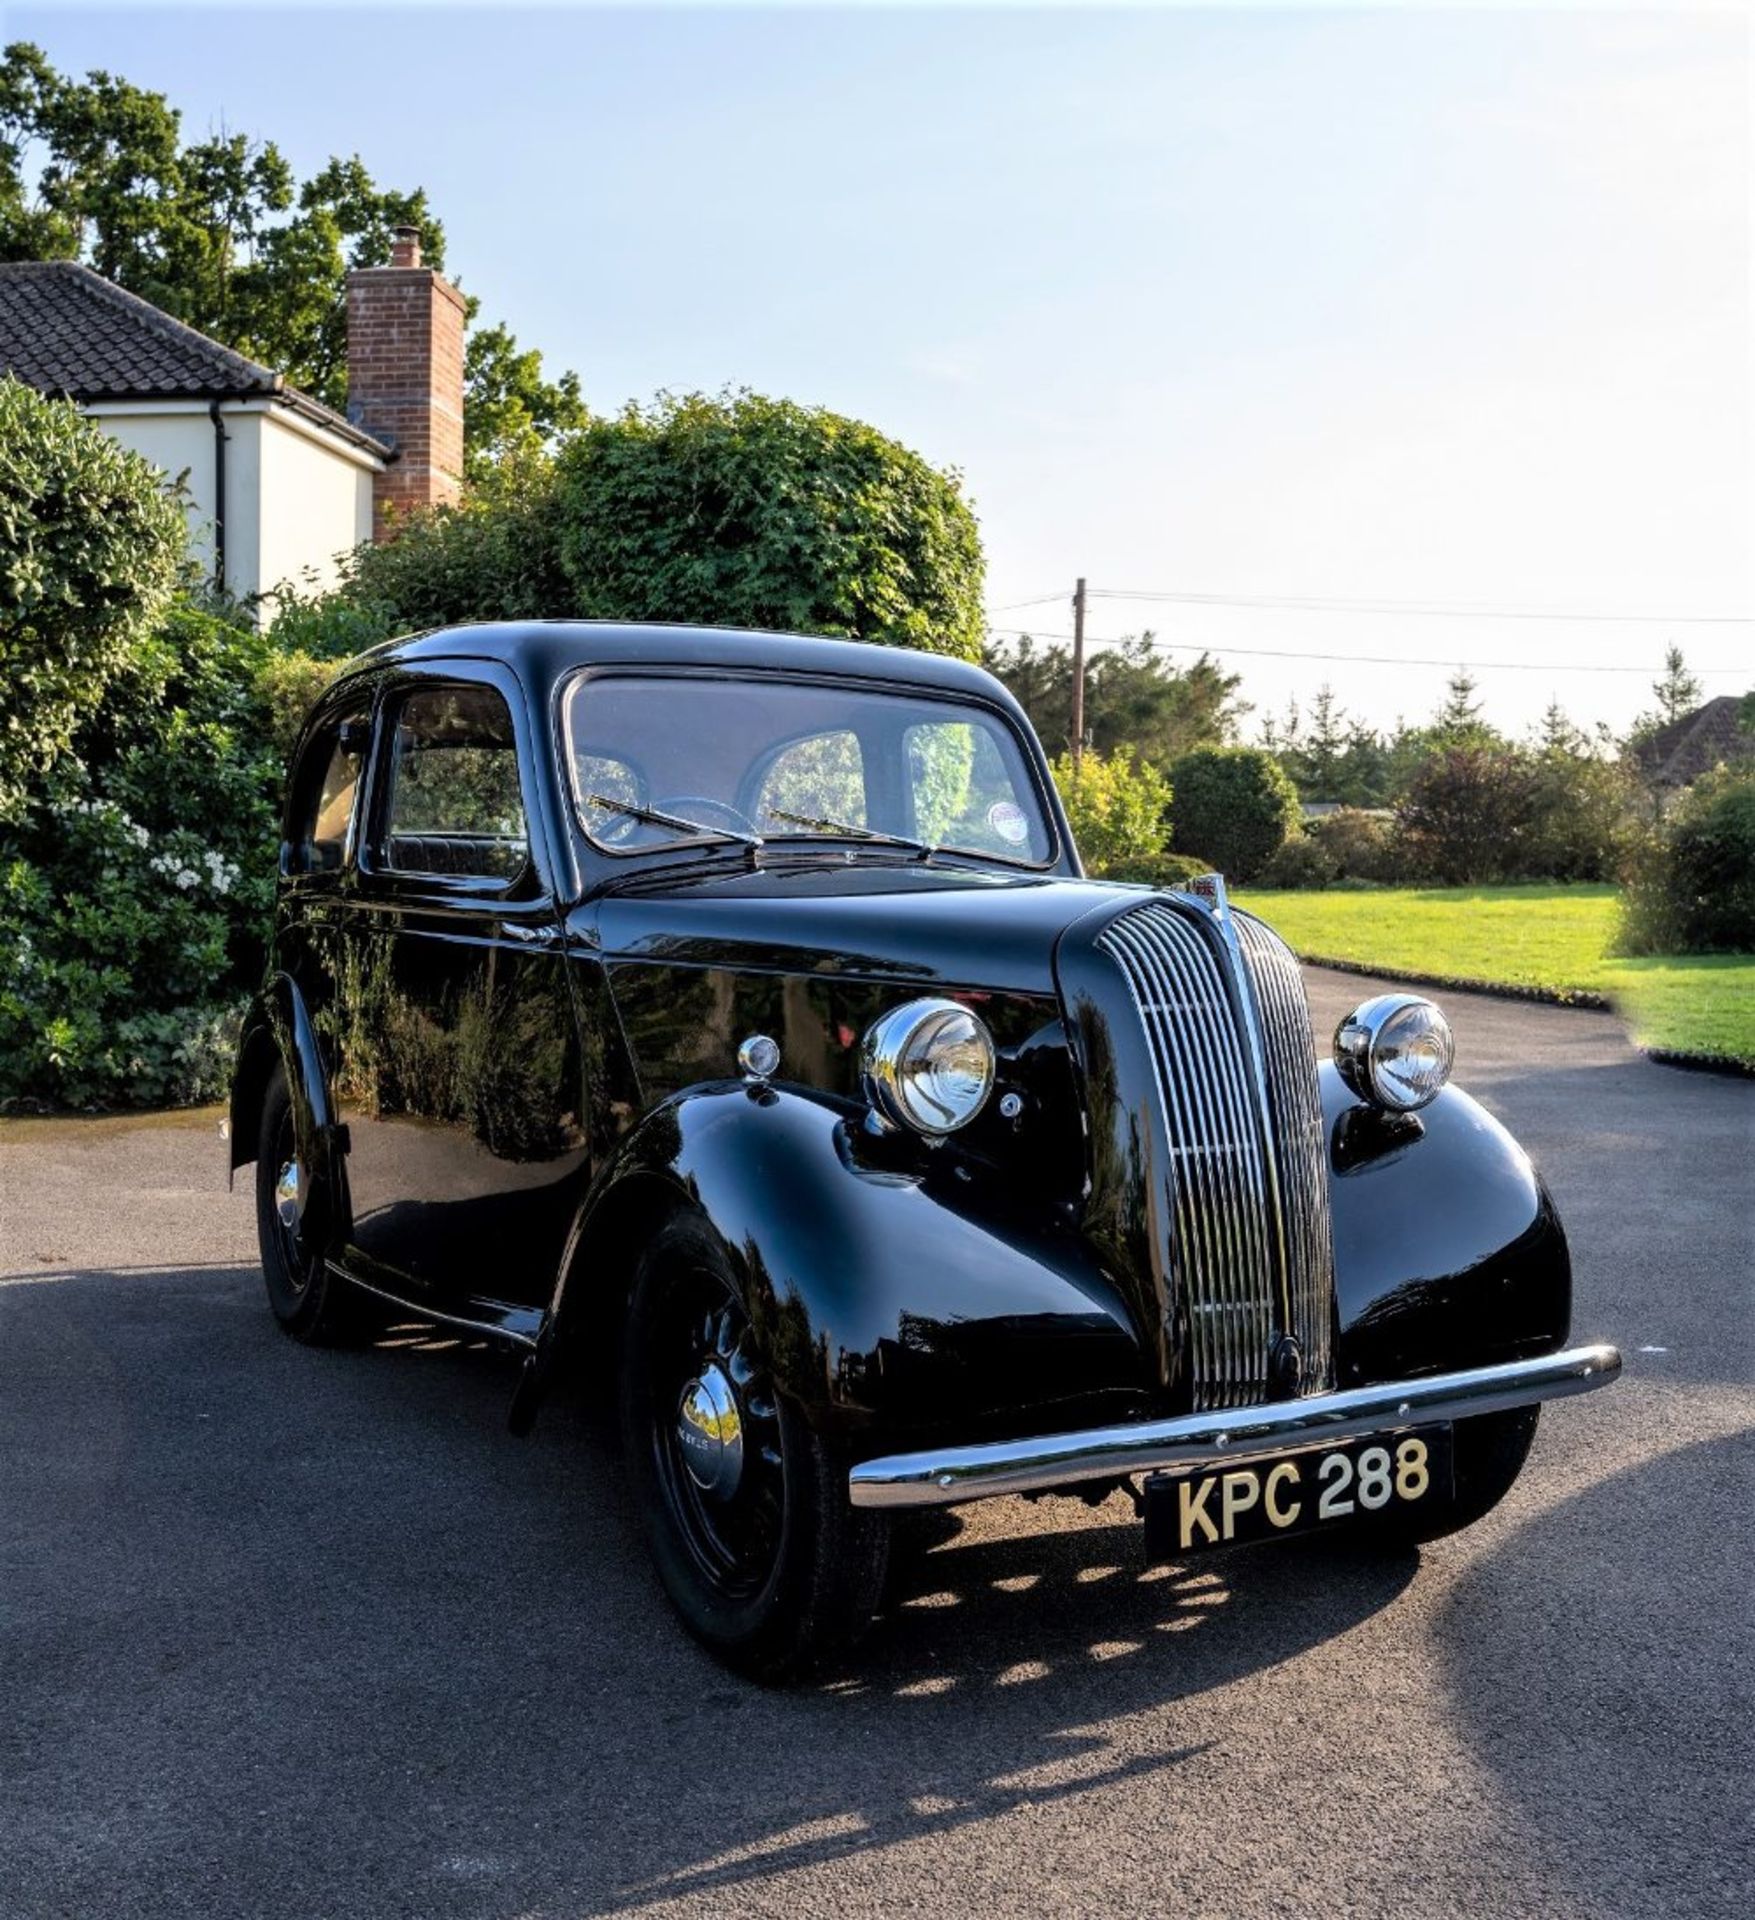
[1334,994,1454,1112]
[862,998,996,1136]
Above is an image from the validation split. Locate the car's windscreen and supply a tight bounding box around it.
[563,674,1054,866]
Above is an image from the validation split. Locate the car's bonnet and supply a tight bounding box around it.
[589,862,1139,996]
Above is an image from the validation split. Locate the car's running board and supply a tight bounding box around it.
[848,1344,1623,1509]
[330,1263,543,1350]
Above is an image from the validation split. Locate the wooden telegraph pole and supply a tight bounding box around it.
[1070,576,1088,769]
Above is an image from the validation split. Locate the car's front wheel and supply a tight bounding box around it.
[620,1217,889,1682]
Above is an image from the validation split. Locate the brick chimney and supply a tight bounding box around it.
[346,225,466,534]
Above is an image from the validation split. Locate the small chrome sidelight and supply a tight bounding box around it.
[737,1033,781,1083]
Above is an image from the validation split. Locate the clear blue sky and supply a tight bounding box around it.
[16,3,1751,736]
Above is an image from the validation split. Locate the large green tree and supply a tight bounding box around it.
[0,42,581,468]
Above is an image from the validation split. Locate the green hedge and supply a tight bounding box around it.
[1621,768,1755,955]
[0,603,299,1108]
[1169,747,1300,882]
[0,377,188,819]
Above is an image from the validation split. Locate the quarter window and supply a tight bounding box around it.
[379,685,529,882]
[295,714,367,873]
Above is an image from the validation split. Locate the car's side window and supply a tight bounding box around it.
[752,729,867,832]
[377,684,529,883]
[292,710,369,874]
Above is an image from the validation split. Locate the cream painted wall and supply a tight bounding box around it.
[83,400,378,613]
[89,407,222,581]
[256,408,376,608]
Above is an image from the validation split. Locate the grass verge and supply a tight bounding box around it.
[1237,884,1755,1069]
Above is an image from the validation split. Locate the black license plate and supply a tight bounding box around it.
[1143,1425,1454,1558]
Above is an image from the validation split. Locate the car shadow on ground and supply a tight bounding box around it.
[2,1264,1420,1919]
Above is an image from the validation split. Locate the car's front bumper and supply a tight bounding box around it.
[847,1342,1622,1509]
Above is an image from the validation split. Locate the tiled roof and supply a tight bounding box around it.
[0,260,388,456]
[1635,695,1753,788]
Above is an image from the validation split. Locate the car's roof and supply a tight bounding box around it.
[337,620,1008,704]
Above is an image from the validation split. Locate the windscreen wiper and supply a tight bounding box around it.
[763,808,935,859]
[584,793,764,851]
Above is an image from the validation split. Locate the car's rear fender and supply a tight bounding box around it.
[520,1082,1151,1442]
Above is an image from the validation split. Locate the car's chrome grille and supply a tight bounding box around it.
[1234,911,1337,1395]
[1096,899,1335,1410]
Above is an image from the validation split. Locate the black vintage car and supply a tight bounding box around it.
[230,621,1619,1678]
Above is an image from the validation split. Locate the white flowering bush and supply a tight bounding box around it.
[0,601,284,1107]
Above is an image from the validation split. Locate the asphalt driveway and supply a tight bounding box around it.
[2,970,1750,1920]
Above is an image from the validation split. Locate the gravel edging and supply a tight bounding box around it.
[1638,1046,1755,1080]
[1293,951,1755,1080]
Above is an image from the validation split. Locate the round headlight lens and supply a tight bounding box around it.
[862,998,996,1135]
[1334,994,1454,1112]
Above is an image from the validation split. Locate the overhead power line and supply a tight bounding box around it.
[987,590,1071,614]
[982,625,1750,677]
[1080,587,1752,626]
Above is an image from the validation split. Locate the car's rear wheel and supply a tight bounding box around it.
[254,1066,363,1345]
[620,1217,889,1682]
[1365,1406,1540,1546]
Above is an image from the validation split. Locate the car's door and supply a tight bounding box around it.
[330,661,588,1312]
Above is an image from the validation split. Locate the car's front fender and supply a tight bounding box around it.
[1323,1066,1572,1385]
[227,974,348,1251]
[531,1082,1150,1443]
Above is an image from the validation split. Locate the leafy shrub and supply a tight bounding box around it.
[257,649,341,762]
[1308,807,1399,882]
[1394,747,1538,885]
[1049,747,1172,877]
[0,378,189,818]
[1393,744,1630,885]
[1620,768,1755,955]
[1520,750,1633,882]
[295,455,571,651]
[1168,747,1301,881]
[267,586,402,663]
[552,391,984,658]
[0,600,286,1107]
[1257,832,1340,890]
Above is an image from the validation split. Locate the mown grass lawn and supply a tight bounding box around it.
[1237,883,1755,1067]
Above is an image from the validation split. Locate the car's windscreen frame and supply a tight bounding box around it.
[556,664,1063,871]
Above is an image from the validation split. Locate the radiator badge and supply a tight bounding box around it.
[1179,871,1230,919]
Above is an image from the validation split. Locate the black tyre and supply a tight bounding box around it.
[254,1066,364,1345]
[620,1218,889,1682]
[1368,1407,1540,1547]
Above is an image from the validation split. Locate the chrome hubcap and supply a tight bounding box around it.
[274,1159,302,1235]
[675,1362,743,1501]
